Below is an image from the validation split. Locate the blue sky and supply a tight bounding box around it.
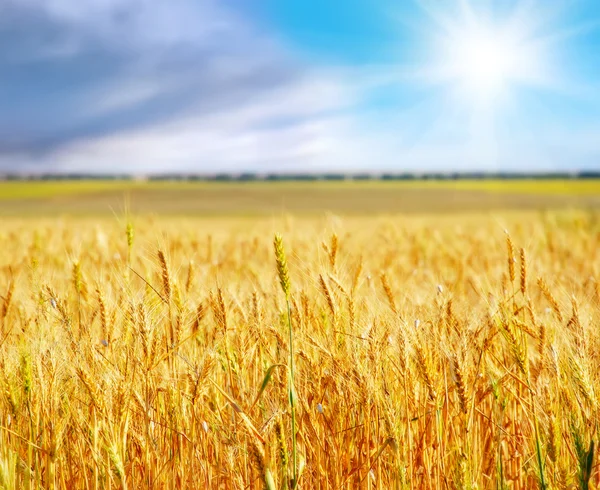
[0,0,599,174]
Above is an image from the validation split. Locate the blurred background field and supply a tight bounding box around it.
[1,179,599,216]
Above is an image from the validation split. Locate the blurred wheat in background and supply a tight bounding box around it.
[0,211,598,489]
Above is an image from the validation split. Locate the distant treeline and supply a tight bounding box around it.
[1,171,599,181]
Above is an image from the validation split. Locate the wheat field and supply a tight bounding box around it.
[0,211,599,489]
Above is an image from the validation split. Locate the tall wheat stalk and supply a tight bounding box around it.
[274,234,298,489]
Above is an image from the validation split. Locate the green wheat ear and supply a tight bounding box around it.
[274,234,291,300]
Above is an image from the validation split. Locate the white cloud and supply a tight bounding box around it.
[14,79,598,176]
[26,74,357,174]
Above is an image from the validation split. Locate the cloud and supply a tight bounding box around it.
[7,82,598,176]
[0,0,319,161]
[0,73,355,173]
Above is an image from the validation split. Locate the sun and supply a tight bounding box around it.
[424,3,551,108]
[448,28,518,99]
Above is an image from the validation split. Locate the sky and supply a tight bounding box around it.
[0,0,599,174]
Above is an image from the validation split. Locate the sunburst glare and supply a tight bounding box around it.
[420,1,554,109]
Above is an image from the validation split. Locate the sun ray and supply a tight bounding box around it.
[412,0,565,112]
